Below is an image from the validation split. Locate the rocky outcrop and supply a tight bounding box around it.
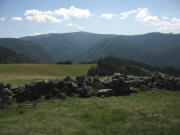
[0,73,180,109]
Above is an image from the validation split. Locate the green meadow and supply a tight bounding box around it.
[0,64,94,86]
[0,64,180,135]
[0,90,180,135]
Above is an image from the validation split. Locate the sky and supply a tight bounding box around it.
[0,0,180,37]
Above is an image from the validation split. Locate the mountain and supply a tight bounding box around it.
[79,32,180,68]
[0,46,35,63]
[0,38,54,63]
[21,32,180,67]
[21,32,115,61]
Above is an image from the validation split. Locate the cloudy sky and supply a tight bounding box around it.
[0,0,180,37]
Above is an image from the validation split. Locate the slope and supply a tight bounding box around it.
[80,32,180,67]
[0,38,54,63]
[21,32,115,62]
[0,46,35,63]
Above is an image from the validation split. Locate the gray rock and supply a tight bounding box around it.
[102,78,124,89]
[78,86,93,98]
[76,76,85,86]
[97,89,113,97]
[112,73,126,79]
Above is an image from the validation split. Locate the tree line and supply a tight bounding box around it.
[87,56,180,77]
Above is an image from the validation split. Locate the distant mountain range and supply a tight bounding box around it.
[21,32,115,62]
[78,32,180,67]
[0,31,180,68]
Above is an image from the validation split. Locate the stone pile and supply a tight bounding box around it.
[0,73,180,109]
[124,74,180,91]
[0,75,131,108]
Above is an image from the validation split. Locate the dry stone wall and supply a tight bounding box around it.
[0,73,180,109]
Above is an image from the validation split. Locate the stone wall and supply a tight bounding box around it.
[0,73,180,109]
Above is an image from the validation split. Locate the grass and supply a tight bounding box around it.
[0,90,180,135]
[0,64,94,86]
[0,64,179,135]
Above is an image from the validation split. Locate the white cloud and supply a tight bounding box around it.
[119,8,180,31]
[12,17,23,21]
[0,17,5,21]
[120,10,137,20]
[24,6,91,23]
[66,23,73,27]
[55,6,91,20]
[135,8,180,30]
[162,16,169,20]
[135,8,149,19]
[77,26,84,29]
[100,13,115,19]
[24,9,62,23]
[172,17,180,23]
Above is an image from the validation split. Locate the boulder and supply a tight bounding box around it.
[112,73,126,80]
[0,88,13,108]
[78,86,94,98]
[76,76,86,86]
[101,75,131,95]
[102,78,124,89]
[113,84,131,96]
[97,89,113,97]
[11,86,29,102]
[1,88,12,96]
[50,80,64,89]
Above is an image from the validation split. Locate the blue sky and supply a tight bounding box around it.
[0,0,180,37]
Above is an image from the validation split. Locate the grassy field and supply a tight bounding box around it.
[0,90,180,135]
[0,64,94,86]
[0,64,180,135]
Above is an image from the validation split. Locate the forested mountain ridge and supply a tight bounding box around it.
[78,32,180,67]
[14,31,180,68]
[0,38,54,63]
[21,32,115,61]
[0,46,35,63]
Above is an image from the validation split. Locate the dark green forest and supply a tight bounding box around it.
[0,38,53,63]
[0,46,35,63]
[88,56,180,76]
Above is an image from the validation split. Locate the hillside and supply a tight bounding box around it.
[0,90,179,135]
[21,32,115,61]
[87,56,180,77]
[0,38,54,63]
[88,56,158,76]
[0,46,35,64]
[79,32,180,67]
